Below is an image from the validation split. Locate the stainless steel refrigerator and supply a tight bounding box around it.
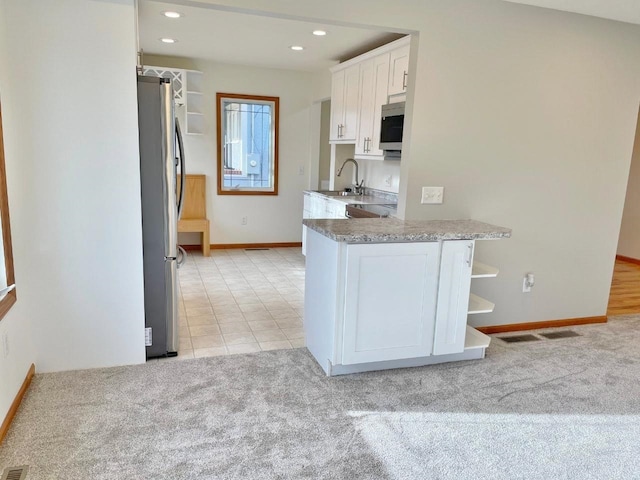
[137,75,186,359]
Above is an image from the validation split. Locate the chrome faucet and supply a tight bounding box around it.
[336,158,364,195]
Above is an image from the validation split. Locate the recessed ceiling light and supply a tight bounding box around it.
[163,11,182,19]
[312,30,327,36]
[160,38,177,44]
[290,45,304,51]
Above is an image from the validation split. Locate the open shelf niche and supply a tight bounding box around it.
[464,260,499,352]
[142,66,204,135]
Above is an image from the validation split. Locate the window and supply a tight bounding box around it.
[0,102,16,321]
[216,93,279,195]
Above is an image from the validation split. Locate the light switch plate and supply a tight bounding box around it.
[421,186,444,204]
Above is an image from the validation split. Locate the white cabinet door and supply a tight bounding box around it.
[368,53,390,156]
[303,193,311,213]
[342,242,440,365]
[388,45,410,95]
[302,225,307,256]
[309,195,321,218]
[329,69,345,141]
[342,65,360,141]
[355,58,374,156]
[329,65,359,142]
[356,54,390,157]
[433,240,474,355]
[328,199,346,218]
[332,201,346,218]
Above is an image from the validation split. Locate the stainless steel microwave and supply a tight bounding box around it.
[379,101,405,153]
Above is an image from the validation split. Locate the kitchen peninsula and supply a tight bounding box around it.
[303,218,511,376]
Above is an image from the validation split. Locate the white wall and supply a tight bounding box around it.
[191,0,640,326]
[400,2,640,325]
[0,0,36,426]
[617,108,640,260]
[0,0,146,374]
[146,55,313,245]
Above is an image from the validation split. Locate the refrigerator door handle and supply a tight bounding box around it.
[176,119,186,220]
[177,245,187,269]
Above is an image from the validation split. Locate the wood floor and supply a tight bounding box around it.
[607,258,640,316]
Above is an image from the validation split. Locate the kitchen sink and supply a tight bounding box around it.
[315,190,362,197]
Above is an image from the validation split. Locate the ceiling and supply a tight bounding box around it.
[138,1,404,72]
[502,0,640,25]
[138,0,639,71]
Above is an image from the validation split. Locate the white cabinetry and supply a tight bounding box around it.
[143,66,204,135]
[302,193,347,256]
[342,242,439,364]
[328,35,410,167]
[433,241,474,355]
[388,44,410,96]
[355,53,390,159]
[305,193,347,220]
[329,65,360,142]
[304,229,498,376]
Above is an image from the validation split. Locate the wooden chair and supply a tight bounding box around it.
[177,174,210,257]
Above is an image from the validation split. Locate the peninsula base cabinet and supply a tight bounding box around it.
[304,228,490,376]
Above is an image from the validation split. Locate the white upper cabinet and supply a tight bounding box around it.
[355,53,390,158]
[329,36,410,150]
[388,44,410,96]
[329,64,360,142]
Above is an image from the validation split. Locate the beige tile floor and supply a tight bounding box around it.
[168,247,306,360]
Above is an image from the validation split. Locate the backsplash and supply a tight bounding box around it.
[359,157,401,193]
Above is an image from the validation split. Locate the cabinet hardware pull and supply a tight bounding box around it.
[466,243,473,267]
[403,71,408,90]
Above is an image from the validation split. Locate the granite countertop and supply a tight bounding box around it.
[302,218,512,243]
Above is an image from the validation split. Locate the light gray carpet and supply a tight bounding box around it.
[2,316,640,480]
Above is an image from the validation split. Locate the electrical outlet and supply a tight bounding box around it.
[298,166,305,176]
[2,332,9,359]
[241,216,248,225]
[421,186,444,204]
[384,175,392,187]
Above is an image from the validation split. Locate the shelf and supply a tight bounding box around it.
[185,70,203,93]
[464,326,491,350]
[468,293,495,315]
[471,261,499,278]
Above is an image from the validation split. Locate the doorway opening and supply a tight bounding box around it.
[609,106,640,316]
